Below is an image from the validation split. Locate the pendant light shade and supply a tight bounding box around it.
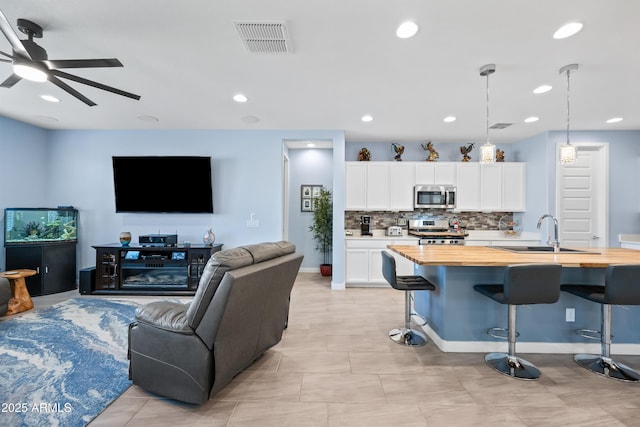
[559,64,578,165]
[479,64,496,163]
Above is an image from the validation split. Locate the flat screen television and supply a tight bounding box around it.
[112,156,214,213]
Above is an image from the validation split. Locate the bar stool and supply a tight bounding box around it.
[474,263,562,380]
[381,250,436,346]
[561,264,640,382]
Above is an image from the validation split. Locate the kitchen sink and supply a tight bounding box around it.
[493,246,600,254]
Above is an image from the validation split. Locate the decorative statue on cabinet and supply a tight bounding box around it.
[496,148,505,162]
[421,141,439,162]
[391,143,405,161]
[460,142,474,162]
[358,147,371,161]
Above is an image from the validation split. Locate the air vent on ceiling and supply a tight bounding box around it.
[234,21,292,54]
[489,123,513,129]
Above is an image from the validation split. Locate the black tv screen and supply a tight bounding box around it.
[112,156,214,213]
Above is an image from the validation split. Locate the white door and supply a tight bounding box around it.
[556,143,608,248]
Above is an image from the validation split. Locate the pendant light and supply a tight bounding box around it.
[559,64,578,165]
[479,64,496,163]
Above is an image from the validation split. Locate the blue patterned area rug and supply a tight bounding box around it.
[0,298,139,426]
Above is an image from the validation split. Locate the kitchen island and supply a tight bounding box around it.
[387,245,640,354]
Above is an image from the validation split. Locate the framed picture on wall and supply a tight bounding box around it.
[301,185,323,212]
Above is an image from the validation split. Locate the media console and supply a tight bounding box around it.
[91,243,223,295]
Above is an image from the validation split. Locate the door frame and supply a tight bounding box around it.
[555,142,609,247]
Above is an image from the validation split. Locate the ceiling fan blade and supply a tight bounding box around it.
[0,73,21,87]
[0,9,30,59]
[0,49,15,59]
[45,58,123,69]
[51,69,140,100]
[49,75,96,106]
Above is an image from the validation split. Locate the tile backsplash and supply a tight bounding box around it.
[345,209,513,230]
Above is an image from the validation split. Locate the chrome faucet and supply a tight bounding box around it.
[537,214,560,252]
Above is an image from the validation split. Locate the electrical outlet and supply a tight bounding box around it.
[246,219,259,228]
[566,308,575,322]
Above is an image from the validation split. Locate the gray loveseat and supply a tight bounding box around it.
[128,241,303,404]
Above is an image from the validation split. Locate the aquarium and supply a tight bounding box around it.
[4,208,78,245]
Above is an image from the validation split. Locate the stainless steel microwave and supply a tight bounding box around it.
[414,185,456,209]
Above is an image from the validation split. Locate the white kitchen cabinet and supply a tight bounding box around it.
[480,163,502,211]
[345,248,369,282]
[389,162,415,210]
[455,163,481,211]
[415,162,457,185]
[455,162,526,212]
[345,162,414,211]
[345,162,367,210]
[345,238,417,285]
[502,163,526,211]
[366,163,390,210]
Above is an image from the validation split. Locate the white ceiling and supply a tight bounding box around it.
[0,0,638,145]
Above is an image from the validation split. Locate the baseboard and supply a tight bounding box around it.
[418,319,640,355]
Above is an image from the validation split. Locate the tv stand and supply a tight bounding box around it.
[91,243,222,295]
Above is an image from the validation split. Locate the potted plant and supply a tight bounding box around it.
[309,188,333,276]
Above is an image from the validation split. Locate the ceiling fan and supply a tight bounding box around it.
[0,9,140,106]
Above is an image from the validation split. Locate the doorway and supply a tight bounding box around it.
[555,142,609,248]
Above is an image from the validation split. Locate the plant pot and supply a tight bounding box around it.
[320,264,332,277]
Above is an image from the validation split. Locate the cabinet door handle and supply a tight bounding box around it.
[36,267,40,274]
[45,266,49,274]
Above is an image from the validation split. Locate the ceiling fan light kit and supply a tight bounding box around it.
[0,10,140,106]
[13,62,47,81]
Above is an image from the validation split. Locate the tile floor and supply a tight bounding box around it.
[33,273,640,426]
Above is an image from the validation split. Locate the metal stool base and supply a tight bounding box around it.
[574,354,640,382]
[485,352,541,380]
[389,327,427,346]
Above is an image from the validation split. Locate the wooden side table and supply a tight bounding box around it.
[1,269,37,316]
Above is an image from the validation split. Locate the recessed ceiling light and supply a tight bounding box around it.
[307,142,316,148]
[524,116,539,123]
[137,115,159,123]
[553,22,583,39]
[241,115,260,123]
[533,85,552,94]
[33,115,59,123]
[606,117,623,123]
[233,94,248,103]
[361,115,373,122]
[41,94,60,103]
[443,116,456,123]
[396,21,418,39]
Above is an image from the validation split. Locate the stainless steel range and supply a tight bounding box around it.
[408,219,467,245]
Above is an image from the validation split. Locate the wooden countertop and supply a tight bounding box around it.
[387,245,640,268]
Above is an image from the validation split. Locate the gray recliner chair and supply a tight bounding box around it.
[128,241,303,404]
[0,277,11,317]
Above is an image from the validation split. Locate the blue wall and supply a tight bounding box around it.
[350,130,640,248]
[0,119,345,286]
[1,112,638,286]
[287,148,333,270]
[517,130,640,246]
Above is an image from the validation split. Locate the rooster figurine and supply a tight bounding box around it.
[391,143,405,161]
[460,142,474,162]
[421,141,439,162]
